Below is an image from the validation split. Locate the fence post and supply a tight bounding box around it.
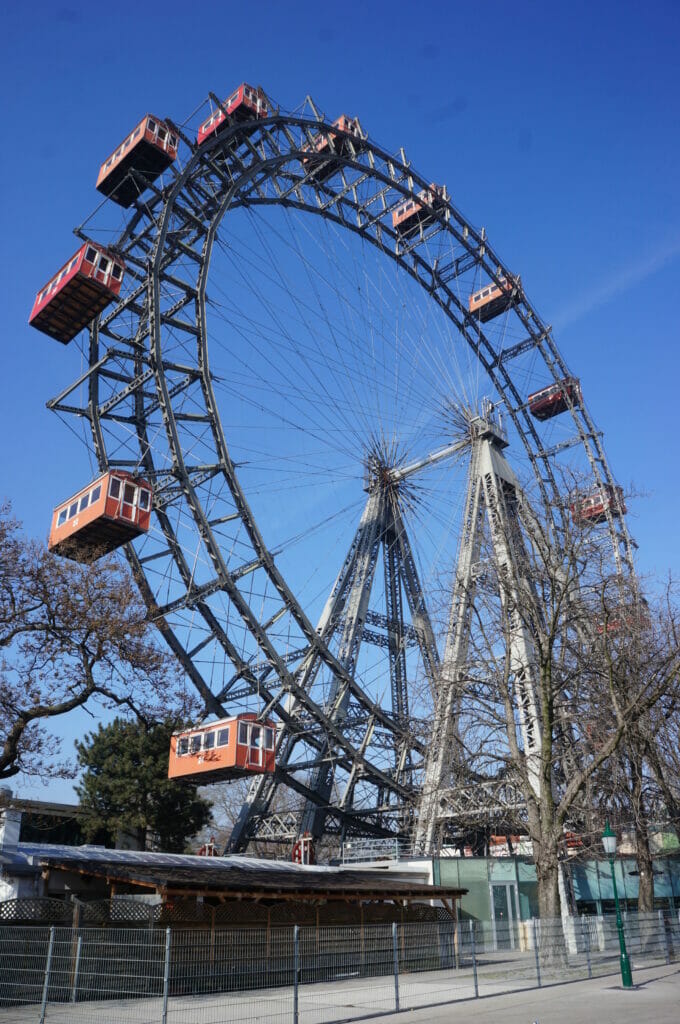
[70,934,83,1003]
[469,920,479,998]
[658,910,670,965]
[532,918,542,988]
[581,916,592,979]
[392,921,400,1012]
[39,927,55,1024]
[161,927,171,1024]
[293,925,299,1024]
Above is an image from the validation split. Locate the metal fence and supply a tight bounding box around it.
[0,910,678,1024]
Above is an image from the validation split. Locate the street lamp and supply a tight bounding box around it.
[601,820,633,988]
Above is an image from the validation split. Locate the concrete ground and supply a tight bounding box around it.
[362,963,680,1024]
[0,962,677,1024]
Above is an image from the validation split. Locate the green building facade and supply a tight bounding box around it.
[433,855,680,922]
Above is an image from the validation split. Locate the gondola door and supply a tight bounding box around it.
[120,480,138,524]
[246,724,263,769]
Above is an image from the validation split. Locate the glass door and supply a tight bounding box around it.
[491,883,517,950]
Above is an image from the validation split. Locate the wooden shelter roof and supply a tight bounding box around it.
[23,844,466,904]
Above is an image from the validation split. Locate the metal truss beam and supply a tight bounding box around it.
[415,411,545,854]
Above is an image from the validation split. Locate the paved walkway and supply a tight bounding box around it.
[363,963,680,1023]
[1,962,677,1024]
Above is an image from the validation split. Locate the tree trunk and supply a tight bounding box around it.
[533,842,567,966]
[636,822,654,914]
[535,844,561,919]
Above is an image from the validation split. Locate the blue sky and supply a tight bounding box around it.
[2,0,678,801]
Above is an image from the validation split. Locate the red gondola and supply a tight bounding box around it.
[96,115,178,207]
[29,242,125,345]
[392,184,447,238]
[468,277,515,323]
[528,377,581,421]
[570,485,626,525]
[197,83,267,146]
[168,714,276,783]
[48,471,152,562]
[596,598,650,635]
[301,114,364,181]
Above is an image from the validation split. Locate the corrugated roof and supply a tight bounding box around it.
[16,844,465,901]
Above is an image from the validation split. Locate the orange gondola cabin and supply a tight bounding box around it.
[596,598,650,636]
[301,114,364,180]
[168,714,276,783]
[528,377,581,420]
[49,471,152,562]
[29,242,125,344]
[197,83,268,146]
[392,184,447,238]
[96,115,178,207]
[468,276,515,323]
[570,485,626,525]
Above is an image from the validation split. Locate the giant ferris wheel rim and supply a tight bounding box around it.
[46,90,634,841]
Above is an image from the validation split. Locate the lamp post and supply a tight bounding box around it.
[601,820,633,988]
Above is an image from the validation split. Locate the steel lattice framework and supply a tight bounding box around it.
[46,90,634,852]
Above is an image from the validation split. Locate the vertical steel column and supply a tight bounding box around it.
[414,439,484,854]
[300,487,385,838]
[293,925,300,1024]
[39,927,55,1024]
[392,922,400,1011]
[161,927,171,1024]
[478,436,543,797]
[532,918,542,987]
[70,935,83,1003]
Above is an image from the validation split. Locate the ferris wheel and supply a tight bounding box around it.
[33,85,634,853]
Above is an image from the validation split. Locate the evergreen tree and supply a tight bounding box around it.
[76,718,212,852]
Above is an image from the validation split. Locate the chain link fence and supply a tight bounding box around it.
[0,910,677,1023]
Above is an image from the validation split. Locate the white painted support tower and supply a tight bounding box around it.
[414,411,543,855]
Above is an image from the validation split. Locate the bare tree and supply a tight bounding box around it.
[453,499,680,919]
[586,585,680,911]
[0,502,195,780]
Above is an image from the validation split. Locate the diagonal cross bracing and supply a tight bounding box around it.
[415,413,543,854]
